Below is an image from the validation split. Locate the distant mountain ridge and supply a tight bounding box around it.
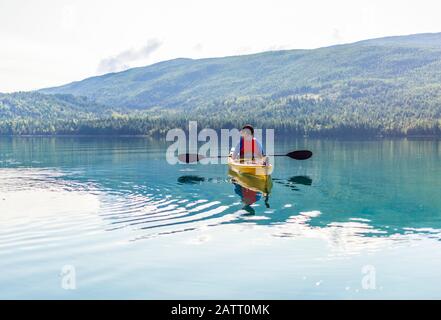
[356,32,441,48]
[2,32,441,136]
[38,32,441,109]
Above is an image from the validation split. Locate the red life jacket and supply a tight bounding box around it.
[239,137,257,161]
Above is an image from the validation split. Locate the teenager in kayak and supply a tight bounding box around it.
[231,125,267,164]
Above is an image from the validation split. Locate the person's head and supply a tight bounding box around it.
[241,125,254,140]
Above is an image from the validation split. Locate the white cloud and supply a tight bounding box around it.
[1,0,441,92]
[97,39,162,74]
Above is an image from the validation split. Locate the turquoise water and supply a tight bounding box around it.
[1,137,441,299]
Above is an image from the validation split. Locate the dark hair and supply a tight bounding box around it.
[242,124,254,135]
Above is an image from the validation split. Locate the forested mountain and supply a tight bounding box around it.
[0,92,108,119]
[2,32,441,136]
[0,92,116,134]
[39,32,441,110]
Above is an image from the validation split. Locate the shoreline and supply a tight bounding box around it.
[0,134,440,140]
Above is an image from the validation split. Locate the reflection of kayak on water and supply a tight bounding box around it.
[229,168,272,212]
[228,168,272,196]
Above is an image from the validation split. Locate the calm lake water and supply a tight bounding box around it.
[1,137,441,299]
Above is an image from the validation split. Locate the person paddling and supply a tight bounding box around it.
[231,125,267,164]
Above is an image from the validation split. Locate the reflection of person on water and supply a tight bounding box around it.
[233,182,261,214]
[233,181,270,213]
[232,125,267,164]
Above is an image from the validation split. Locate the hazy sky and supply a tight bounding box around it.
[1,0,441,92]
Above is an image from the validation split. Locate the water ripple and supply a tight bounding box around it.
[0,168,240,247]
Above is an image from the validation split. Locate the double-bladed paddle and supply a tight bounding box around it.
[178,150,313,163]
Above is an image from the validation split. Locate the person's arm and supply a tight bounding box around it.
[232,141,241,159]
[255,140,265,157]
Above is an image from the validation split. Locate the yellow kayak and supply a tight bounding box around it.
[227,156,273,177]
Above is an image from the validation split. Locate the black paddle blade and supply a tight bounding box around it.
[286,150,313,160]
[177,153,204,163]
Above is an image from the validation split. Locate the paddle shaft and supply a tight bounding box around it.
[178,150,312,163]
[197,154,294,158]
